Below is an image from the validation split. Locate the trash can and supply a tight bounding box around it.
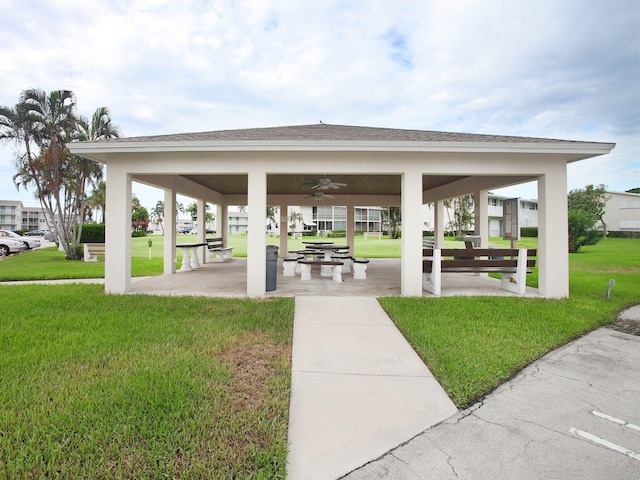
[266,245,279,291]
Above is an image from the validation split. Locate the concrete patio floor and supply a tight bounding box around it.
[129,258,540,298]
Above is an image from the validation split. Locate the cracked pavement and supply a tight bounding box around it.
[343,327,640,479]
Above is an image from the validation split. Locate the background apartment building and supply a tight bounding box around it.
[0,200,52,232]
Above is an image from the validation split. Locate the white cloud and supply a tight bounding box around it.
[1,0,638,209]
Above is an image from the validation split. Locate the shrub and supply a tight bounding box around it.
[521,227,538,238]
[79,224,105,243]
[568,210,603,253]
[608,231,640,239]
[132,231,147,237]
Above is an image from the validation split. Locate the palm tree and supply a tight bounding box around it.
[2,89,120,259]
[75,107,120,223]
[76,106,121,142]
[150,200,165,235]
[87,181,107,223]
[0,103,35,167]
[13,89,79,258]
[289,210,303,231]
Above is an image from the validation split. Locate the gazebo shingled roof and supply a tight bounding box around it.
[99,123,593,145]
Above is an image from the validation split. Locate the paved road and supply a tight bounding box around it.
[344,326,640,479]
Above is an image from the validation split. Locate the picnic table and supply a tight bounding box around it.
[305,244,349,276]
[176,242,208,272]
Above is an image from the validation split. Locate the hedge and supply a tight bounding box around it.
[79,224,105,243]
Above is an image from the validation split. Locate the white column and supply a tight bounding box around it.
[196,198,206,263]
[279,205,288,256]
[538,171,569,298]
[346,206,355,255]
[247,170,267,297]
[104,165,131,294]
[474,190,489,248]
[401,170,424,296]
[434,199,445,248]
[220,203,229,244]
[163,188,176,274]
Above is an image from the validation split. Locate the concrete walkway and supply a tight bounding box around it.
[287,296,458,480]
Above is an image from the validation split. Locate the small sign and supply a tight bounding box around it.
[503,198,520,240]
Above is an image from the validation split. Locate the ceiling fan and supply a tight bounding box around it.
[304,176,348,190]
[305,192,334,200]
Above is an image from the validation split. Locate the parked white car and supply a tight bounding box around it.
[0,230,41,250]
[0,236,27,256]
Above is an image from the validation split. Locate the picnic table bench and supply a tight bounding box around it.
[176,242,208,271]
[298,259,344,282]
[423,248,536,296]
[205,237,234,262]
[83,243,105,262]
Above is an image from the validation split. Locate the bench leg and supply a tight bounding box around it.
[332,265,343,283]
[422,272,441,296]
[84,245,97,262]
[341,258,351,273]
[422,250,441,295]
[352,263,367,280]
[190,248,202,269]
[500,249,527,294]
[283,261,297,277]
[300,263,312,281]
[177,246,193,272]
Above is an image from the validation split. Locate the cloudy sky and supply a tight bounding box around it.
[1,0,638,210]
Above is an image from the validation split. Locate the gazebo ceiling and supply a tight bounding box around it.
[179,173,472,196]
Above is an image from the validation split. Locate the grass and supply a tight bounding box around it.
[0,286,294,478]
[379,237,640,408]
[1,236,638,474]
[0,233,478,281]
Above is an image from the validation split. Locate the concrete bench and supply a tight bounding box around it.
[352,258,370,279]
[423,248,537,296]
[363,232,382,240]
[283,255,304,277]
[331,253,353,273]
[83,243,105,262]
[298,259,344,282]
[206,237,234,262]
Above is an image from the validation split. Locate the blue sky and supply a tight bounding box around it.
[1,0,638,210]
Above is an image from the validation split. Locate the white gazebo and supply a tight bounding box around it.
[68,124,614,298]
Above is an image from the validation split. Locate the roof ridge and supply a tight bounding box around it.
[96,123,610,146]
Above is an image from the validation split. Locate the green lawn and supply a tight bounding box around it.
[0,233,499,281]
[0,236,638,475]
[0,287,294,479]
[379,237,640,407]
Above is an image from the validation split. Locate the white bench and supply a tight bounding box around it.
[363,232,382,239]
[298,259,344,282]
[291,232,303,240]
[282,255,303,277]
[83,243,105,262]
[423,248,536,296]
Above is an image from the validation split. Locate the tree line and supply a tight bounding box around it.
[0,89,120,259]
